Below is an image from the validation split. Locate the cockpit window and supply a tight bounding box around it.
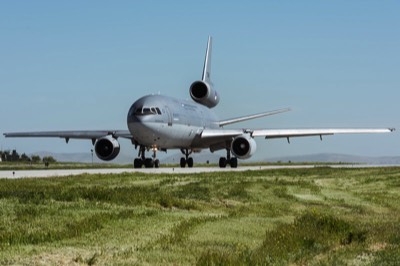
[143,107,152,114]
[134,106,162,116]
[150,107,162,115]
[133,106,143,115]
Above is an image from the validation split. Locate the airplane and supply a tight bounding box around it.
[4,37,395,168]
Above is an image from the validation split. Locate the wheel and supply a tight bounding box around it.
[134,158,143,168]
[187,157,194,168]
[144,158,154,168]
[154,159,160,168]
[219,157,227,168]
[180,157,186,168]
[230,157,238,168]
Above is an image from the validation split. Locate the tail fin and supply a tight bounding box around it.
[202,36,212,84]
[189,36,219,108]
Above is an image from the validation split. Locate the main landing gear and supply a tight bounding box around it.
[180,149,194,168]
[133,146,238,169]
[219,149,238,168]
[134,146,160,168]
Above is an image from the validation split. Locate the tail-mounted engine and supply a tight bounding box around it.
[190,37,219,108]
[189,80,219,108]
[94,135,120,161]
[231,134,257,159]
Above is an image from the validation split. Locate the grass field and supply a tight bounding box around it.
[0,167,399,265]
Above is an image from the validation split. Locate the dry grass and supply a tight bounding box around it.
[0,167,399,265]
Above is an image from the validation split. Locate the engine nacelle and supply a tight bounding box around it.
[189,80,219,108]
[231,134,257,159]
[94,135,120,161]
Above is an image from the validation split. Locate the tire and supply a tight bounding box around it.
[144,158,154,168]
[230,157,238,168]
[154,159,160,168]
[187,157,194,168]
[219,157,227,168]
[180,158,186,168]
[134,158,143,168]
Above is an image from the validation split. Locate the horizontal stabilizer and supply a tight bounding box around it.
[219,108,291,127]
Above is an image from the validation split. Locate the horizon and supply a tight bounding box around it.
[2,149,399,166]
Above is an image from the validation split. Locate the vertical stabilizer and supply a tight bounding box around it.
[189,36,219,108]
[202,36,212,83]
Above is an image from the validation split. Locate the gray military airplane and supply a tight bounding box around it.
[4,37,395,168]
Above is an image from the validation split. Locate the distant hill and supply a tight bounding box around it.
[30,151,134,164]
[265,153,400,165]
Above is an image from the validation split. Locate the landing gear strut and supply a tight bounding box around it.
[219,149,238,168]
[180,149,194,168]
[133,146,160,168]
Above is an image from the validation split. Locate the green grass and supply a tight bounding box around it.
[0,167,399,265]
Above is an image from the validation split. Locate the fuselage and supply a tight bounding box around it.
[127,94,219,150]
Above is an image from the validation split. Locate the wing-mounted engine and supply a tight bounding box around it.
[94,135,120,161]
[231,134,257,159]
[189,80,219,108]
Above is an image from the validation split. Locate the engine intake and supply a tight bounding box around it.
[94,135,120,161]
[231,134,257,159]
[189,80,219,108]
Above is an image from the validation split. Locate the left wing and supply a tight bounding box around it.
[201,127,395,140]
[4,130,132,143]
[252,128,395,139]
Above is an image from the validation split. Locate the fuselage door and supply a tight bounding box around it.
[165,106,172,126]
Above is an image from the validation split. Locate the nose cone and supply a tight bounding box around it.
[127,100,140,124]
[127,100,150,145]
[126,95,164,145]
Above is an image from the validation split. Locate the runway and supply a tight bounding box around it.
[0,165,313,179]
[1,164,398,179]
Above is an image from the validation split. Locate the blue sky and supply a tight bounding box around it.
[1,1,399,161]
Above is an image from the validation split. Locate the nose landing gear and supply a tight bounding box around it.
[180,149,194,168]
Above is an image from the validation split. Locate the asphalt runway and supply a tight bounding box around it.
[0,165,313,179]
[1,164,398,179]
